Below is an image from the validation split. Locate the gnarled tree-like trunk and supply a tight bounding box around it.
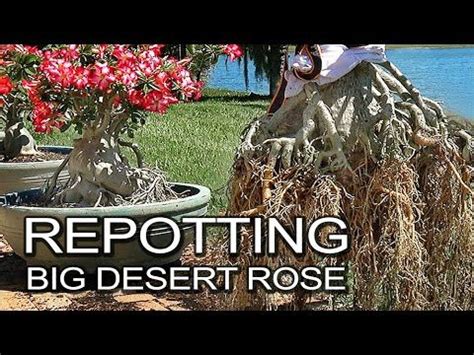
[1,104,40,160]
[47,110,176,207]
[222,61,473,310]
[2,120,39,159]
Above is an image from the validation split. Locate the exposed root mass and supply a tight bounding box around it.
[218,61,473,310]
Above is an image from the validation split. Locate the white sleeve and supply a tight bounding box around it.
[316,44,387,85]
[283,45,387,98]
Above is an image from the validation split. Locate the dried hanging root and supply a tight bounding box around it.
[417,146,473,309]
[349,159,429,310]
[225,160,344,310]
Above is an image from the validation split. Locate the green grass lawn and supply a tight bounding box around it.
[33,89,269,214]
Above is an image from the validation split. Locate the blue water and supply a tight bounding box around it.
[208,57,270,95]
[207,47,474,118]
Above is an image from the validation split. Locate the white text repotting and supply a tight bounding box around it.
[24,216,350,256]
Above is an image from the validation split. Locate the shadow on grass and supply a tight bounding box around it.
[201,92,271,103]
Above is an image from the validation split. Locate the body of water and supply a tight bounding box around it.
[207,47,474,118]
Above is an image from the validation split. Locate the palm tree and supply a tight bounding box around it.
[165,44,289,96]
[165,44,226,82]
[244,45,288,96]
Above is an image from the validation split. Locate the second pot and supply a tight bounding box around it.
[0,183,211,271]
[0,145,72,195]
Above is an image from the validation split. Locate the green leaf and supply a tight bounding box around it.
[24,54,39,65]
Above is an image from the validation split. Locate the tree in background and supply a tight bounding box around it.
[243,44,287,96]
[164,44,243,82]
[165,44,288,97]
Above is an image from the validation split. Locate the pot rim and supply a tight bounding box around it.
[0,182,211,217]
[0,145,72,170]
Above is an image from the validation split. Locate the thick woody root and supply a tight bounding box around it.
[49,165,177,208]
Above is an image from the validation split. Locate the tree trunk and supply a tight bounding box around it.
[2,119,39,160]
[268,45,284,96]
[63,132,137,205]
[179,44,187,60]
[48,119,175,207]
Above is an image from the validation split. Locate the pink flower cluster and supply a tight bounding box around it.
[0,44,63,132]
[0,44,242,134]
[22,79,64,133]
[222,44,243,61]
[21,44,207,132]
[37,45,203,114]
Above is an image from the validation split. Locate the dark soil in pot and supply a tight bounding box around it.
[0,146,72,195]
[0,147,67,163]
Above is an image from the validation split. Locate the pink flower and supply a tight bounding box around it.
[92,44,109,59]
[24,45,41,56]
[141,90,163,112]
[142,90,179,113]
[63,45,80,61]
[154,71,171,91]
[116,59,139,87]
[170,67,203,100]
[22,79,42,104]
[118,68,138,87]
[0,76,14,95]
[40,58,75,88]
[127,89,145,107]
[89,62,116,91]
[149,44,165,57]
[223,44,243,61]
[113,45,137,66]
[0,45,16,58]
[31,100,64,134]
[73,67,90,89]
[138,49,162,73]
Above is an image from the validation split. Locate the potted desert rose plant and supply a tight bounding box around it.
[0,44,242,269]
[0,44,71,194]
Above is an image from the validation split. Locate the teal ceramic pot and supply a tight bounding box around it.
[0,183,211,271]
[0,146,72,195]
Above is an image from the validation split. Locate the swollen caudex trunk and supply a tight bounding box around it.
[224,61,473,310]
[62,133,138,205]
[49,124,175,207]
[1,120,39,160]
[1,101,40,160]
